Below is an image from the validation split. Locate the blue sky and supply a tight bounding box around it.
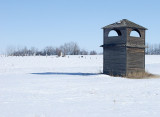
[0,0,160,53]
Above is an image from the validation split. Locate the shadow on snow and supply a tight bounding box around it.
[31,72,98,76]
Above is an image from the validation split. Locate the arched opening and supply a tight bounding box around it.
[130,29,141,37]
[108,29,121,37]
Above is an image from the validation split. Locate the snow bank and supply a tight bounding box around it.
[0,55,160,117]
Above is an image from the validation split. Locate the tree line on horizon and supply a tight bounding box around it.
[5,42,160,56]
[145,43,160,55]
[6,42,99,56]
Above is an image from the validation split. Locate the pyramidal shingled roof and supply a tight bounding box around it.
[102,19,147,30]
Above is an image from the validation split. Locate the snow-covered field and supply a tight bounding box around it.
[0,55,160,117]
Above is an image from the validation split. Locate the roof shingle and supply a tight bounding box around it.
[102,19,147,30]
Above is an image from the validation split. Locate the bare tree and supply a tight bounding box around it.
[44,46,56,56]
[80,49,88,55]
[145,43,160,55]
[30,47,38,56]
[72,43,80,55]
[60,42,80,55]
[5,42,100,56]
[55,47,61,56]
[6,46,16,56]
[90,50,97,55]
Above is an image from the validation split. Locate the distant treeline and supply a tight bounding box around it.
[146,44,160,55]
[6,42,159,56]
[6,42,99,56]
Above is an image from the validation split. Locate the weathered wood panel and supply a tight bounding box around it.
[102,24,146,76]
[103,47,126,76]
[104,28,127,45]
[127,37,145,47]
[126,48,145,74]
[104,36,126,45]
[126,28,145,47]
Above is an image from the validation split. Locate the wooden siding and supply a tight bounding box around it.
[104,36,126,45]
[102,26,146,76]
[126,28,145,47]
[104,28,127,45]
[103,47,126,76]
[126,48,145,74]
[127,37,145,47]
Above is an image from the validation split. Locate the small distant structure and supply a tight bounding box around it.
[57,51,65,57]
[57,52,62,57]
[101,19,147,76]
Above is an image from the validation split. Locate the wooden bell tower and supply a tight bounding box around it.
[101,19,147,76]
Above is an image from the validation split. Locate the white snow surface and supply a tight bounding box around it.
[0,55,160,117]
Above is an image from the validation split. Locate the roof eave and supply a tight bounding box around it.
[101,26,148,30]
